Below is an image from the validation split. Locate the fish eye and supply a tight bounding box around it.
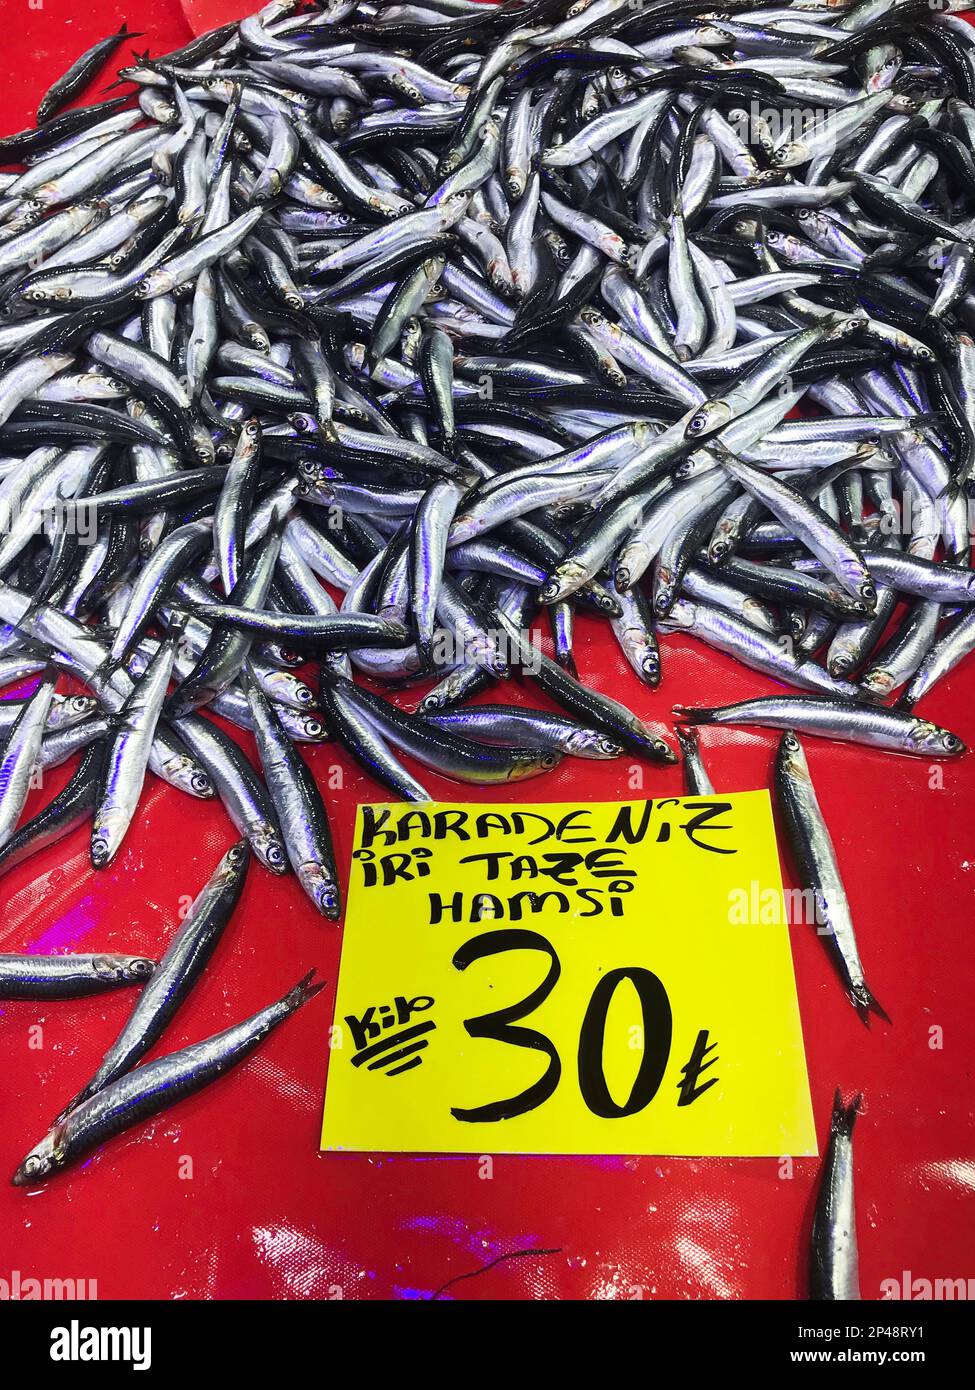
[942,733,961,751]
[687,412,708,433]
[304,718,324,738]
[191,773,211,795]
[267,843,285,865]
[132,959,153,978]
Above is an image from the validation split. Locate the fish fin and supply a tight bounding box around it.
[286,969,327,1010]
[672,704,714,725]
[830,1089,862,1137]
[852,981,891,1026]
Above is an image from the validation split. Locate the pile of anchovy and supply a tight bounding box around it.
[1,0,973,1288]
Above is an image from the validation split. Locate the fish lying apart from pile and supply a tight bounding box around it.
[0,0,969,1277]
[4,841,324,1186]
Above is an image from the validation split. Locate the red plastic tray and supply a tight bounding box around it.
[0,0,972,1301]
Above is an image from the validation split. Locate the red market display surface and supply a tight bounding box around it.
[0,0,973,1303]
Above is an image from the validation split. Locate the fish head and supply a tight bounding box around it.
[614,561,635,593]
[253,828,288,876]
[539,563,587,605]
[589,586,622,617]
[220,840,251,877]
[777,729,810,778]
[289,712,327,741]
[505,168,527,201]
[190,424,216,465]
[282,677,316,707]
[417,689,450,713]
[649,735,678,765]
[163,754,215,799]
[120,957,156,984]
[565,730,623,760]
[511,750,562,779]
[22,283,73,306]
[684,401,731,440]
[654,568,678,617]
[134,272,166,299]
[707,531,734,564]
[439,193,471,228]
[12,1133,59,1187]
[90,807,132,870]
[911,722,967,758]
[299,863,341,920]
[55,695,99,727]
[771,142,807,169]
[856,577,877,610]
[797,209,828,235]
[827,649,855,679]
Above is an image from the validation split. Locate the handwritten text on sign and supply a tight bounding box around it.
[321,794,816,1157]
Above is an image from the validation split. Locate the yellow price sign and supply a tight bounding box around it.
[321,792,816,1157]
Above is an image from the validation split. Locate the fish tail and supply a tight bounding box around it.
[285,969,327,1012]
[675,725,698,753]
[830,1088,862,1137]
[672,704,714,725]
[852,981,891,1026]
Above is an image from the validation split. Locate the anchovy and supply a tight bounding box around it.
[675,697,965,758]
[810,1090,863,1301]
[775,731,887,1022]
[12,970,325,1184]
[36,23,142,125]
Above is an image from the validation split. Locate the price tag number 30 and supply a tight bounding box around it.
[451,929,717,1125]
